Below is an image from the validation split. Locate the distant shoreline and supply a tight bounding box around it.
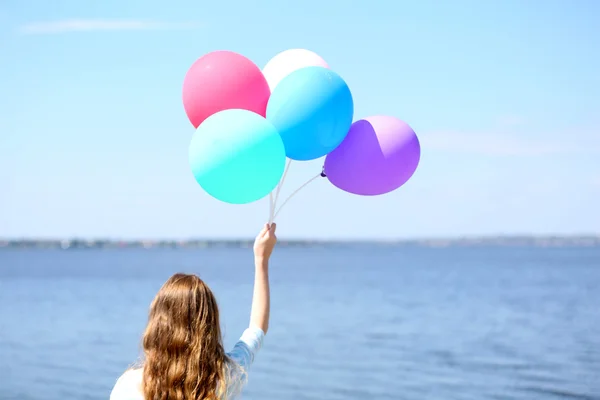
[1,235,599,249]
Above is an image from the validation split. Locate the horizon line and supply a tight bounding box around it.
[2,234,599,242]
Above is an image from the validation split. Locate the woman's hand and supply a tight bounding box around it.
[253,223,277,262]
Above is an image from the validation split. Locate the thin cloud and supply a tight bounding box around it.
[422,131,600,156]
[496,115,525,127]
[18,19,198,35]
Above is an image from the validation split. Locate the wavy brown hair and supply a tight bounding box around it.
[142,273,228,400]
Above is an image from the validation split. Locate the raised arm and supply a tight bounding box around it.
[250,223,277,334]
[226,224,277,378]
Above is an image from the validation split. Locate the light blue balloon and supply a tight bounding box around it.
[188,109,286,204]
[266,66,354,161]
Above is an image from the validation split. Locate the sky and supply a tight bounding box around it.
[0,0,599,240]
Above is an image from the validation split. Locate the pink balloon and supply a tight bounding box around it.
[182,51,271,128]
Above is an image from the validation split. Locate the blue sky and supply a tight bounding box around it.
[1,0,599,240]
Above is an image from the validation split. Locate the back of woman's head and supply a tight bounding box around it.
[142,273,227,400]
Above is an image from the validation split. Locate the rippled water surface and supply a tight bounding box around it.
[1,246,599,399]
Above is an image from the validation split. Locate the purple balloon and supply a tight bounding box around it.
[324,116,420,196]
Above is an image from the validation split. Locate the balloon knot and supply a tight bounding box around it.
[320,166,327,178]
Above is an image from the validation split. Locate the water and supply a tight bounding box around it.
[0,246,599,400]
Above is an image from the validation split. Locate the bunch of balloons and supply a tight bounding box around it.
[183,49,421,220]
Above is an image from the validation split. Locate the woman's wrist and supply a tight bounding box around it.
[254,256,269,269]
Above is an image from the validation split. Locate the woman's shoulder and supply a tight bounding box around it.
[110,368,144,400]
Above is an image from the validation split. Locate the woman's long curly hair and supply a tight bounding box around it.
[142,273,228,400]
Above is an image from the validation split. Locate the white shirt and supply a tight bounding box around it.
[110,326,265,400]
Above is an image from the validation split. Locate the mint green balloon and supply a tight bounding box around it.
[189,109,286,204]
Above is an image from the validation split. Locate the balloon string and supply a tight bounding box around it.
[269,192,274,222]
[269,159,293,224]
[273,173,321,220]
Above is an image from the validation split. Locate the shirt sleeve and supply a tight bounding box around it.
[109,369,144,400]
[226,325,265,370]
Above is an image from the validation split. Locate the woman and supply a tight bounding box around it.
[110,223,277,400]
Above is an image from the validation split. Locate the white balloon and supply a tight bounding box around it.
[262,49,329,92]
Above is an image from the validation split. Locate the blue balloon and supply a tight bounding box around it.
[188,109,286,204]
[266,66,354,161]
